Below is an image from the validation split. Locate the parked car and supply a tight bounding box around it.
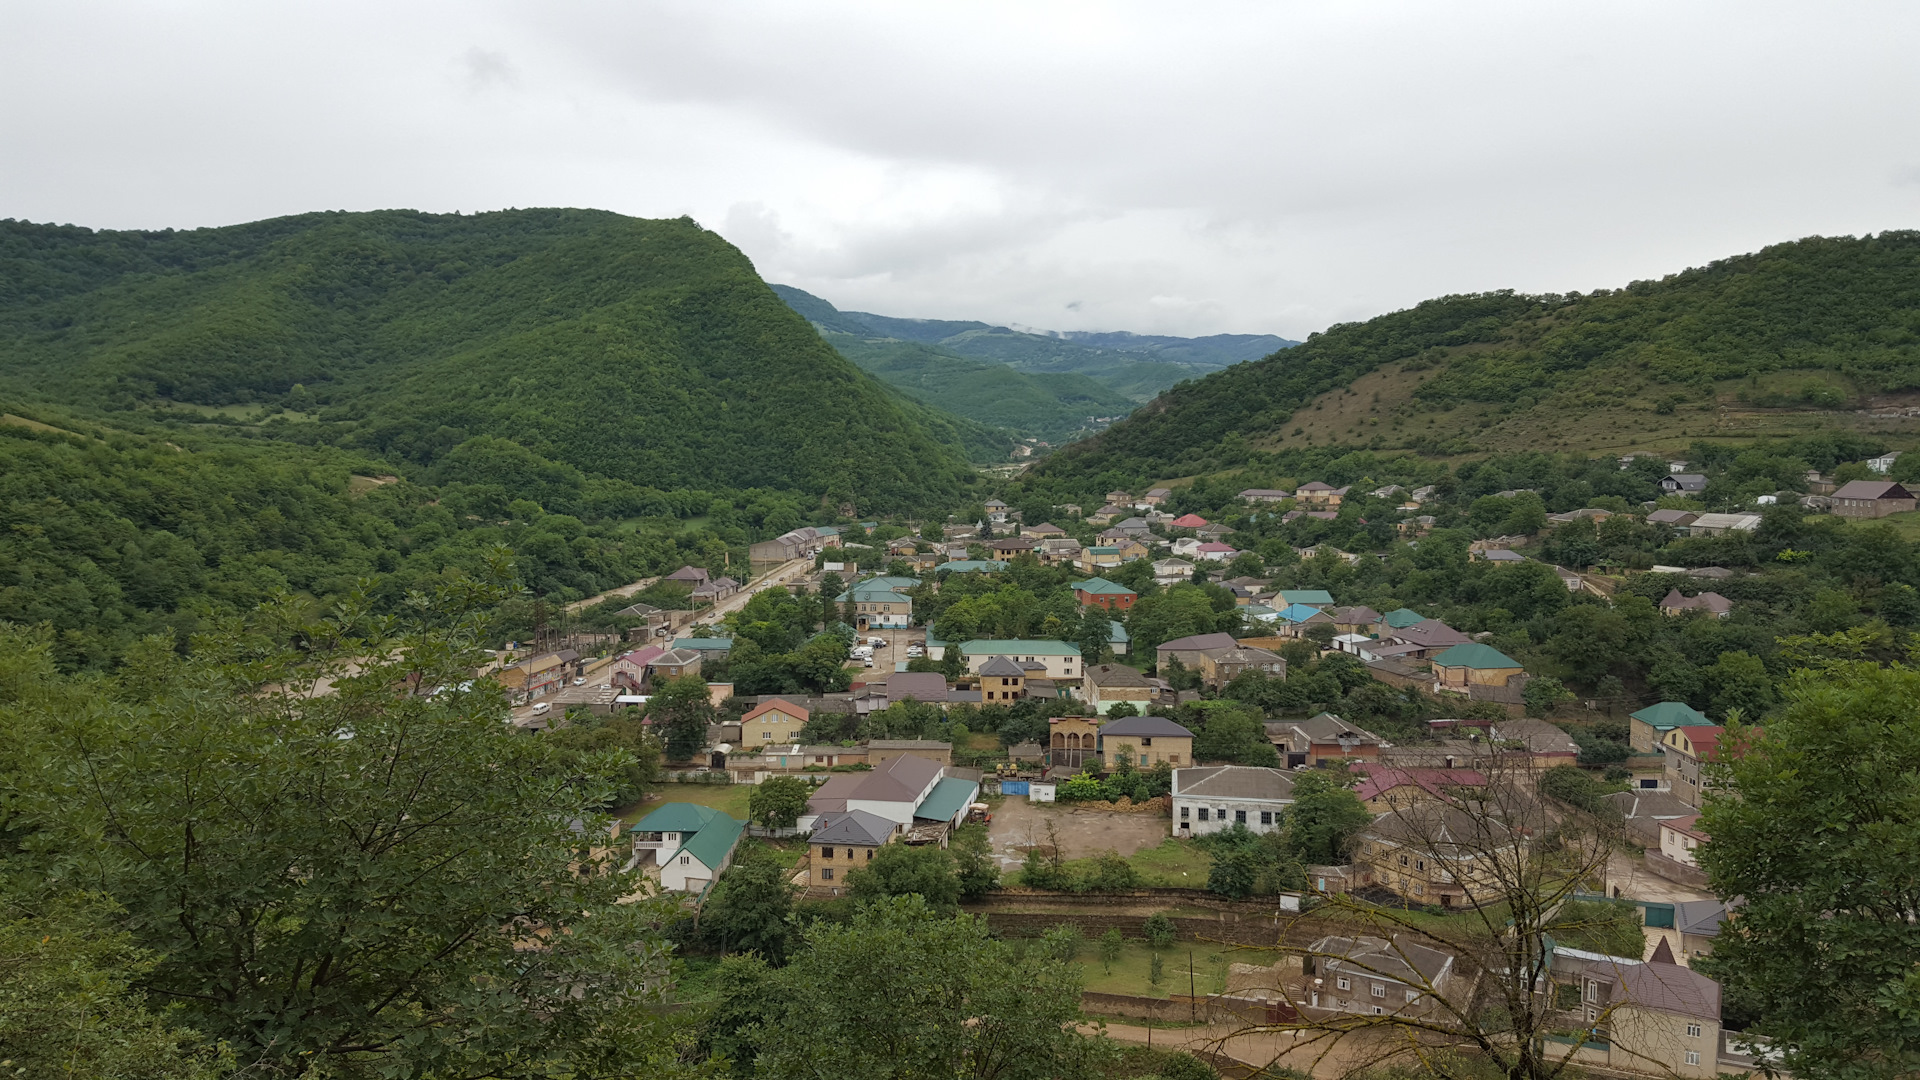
[530,702,552,716]
[867,637,888,647]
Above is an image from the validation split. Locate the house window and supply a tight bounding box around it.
[1405,990,1419,1003]
[1140,754,1149,765]
[679,856,690,865]
[1235,810,1247,823]
[1336,977,1350,991]
[1686,1022,1702,1037]
[1180,807,1190,819]
[1372,1006,1384,1015]
[1260,811,1272,825]
[1685,1052,1700,1066]
[822,868,834,880]
[866,849,874,860]
[762,732,773,741]
[1416,859,1425,871]
[1371,984,1386,998]
[1141,737,1153,746]
[1169,754,1179,764]
[1197,808,1208,821]
[1399,854,1409,866]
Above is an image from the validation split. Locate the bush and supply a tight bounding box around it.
[1143,912,1176,950]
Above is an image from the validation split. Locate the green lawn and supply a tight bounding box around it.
[1119,839,1212,887]
[1069,940,1261,998]
[619,782,753,825]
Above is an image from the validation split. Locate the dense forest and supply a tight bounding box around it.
[0,209,994,508]
[1037,231,1920,494]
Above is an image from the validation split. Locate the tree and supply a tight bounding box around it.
[1706,649,1775,720]
[1104,700,1140,718]
[1074,606,1113,665]
[1521,675,1574,718]
[1283,770,1371,865]
[845,843,962,913]
[1098,928,1124,973]
[1697,662,1920,1079]
[1191,703,1281,766]
[1144,911,1177,950]
[651,671,719,762]
[721,896,1109,1080]
[748,775,812,832]
[695,842,800,963]
[8,574,690,1076]
[951,823,1001,899]
[1248,757,1634,1080]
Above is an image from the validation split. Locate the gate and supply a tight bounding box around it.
[1000,780,1030,796]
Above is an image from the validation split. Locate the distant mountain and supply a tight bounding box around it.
[0,209,995,509]
[772,285,1297,404]
[1032,231,1920,493]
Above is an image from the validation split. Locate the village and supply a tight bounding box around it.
[461,453,1881,1080]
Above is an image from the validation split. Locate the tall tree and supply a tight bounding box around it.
[1283,769,1372,865]
[650,672,719,762]
[1699,661,1920,1080]
[748,775,812,832]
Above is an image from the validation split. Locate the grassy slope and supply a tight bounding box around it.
[1037,231,1920,489]
[0,209,988,509]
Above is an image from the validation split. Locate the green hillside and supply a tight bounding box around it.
[1036,232,1920,492]
[771,284,1295,402]
[0,209,992,508]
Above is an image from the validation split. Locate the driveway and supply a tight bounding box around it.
[986,796,1170,869]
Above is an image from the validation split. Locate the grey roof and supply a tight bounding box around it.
[1174,765,1295,801]
[868,740,951,750]
[653,648,702,666]
[1310,934,1454,988]
[1389,619,1471,648]
[1157,632,1239,653]
[1674,899,1734,938]
[1612,953,1722,1020]
[1285,712,1383,747]
[1098,716,1195,739]
[811,808,898,847]
[1646,508,1698,526]
[1085,662,1151,688]
[881,671,952,701]
[807,754,944,813]
[978,655,1027,677]
[1489,718,1579,754]
[1833,479,1914,500]
[1604,790,1698,821]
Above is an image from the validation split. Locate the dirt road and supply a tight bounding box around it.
[1091,1020,1390,1079]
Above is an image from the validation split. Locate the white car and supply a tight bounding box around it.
[867,637,888,647]
[530,702,552,716]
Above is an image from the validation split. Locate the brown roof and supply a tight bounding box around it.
[1157,632,1239,653]
[1388,620,1471,649]
[1085,663,1151,688]
[1833,479,1915,501]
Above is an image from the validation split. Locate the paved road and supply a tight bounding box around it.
[703,558,813,622]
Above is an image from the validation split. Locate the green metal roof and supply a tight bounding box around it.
[1087,546,1121,555]
[1108,620,1130,643]
[630,802,721,834]
[1383,608,1427,629]
[837,584,913,603]
[1631,701,1712,728]
[914,776,980,823]
[1431,642,1523,670]
[1071,576,1136,596]
[671,813,745,871]
[672,638,734,651]
[962,639,1081,656]
[1278,589,1335,606]
[861,575,921,589]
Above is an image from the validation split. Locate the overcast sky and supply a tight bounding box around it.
[4,2,1918,338]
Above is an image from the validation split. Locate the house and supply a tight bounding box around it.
[978,655,1032,702]
[671,638,734,662]
[1047,715,1104,769]
[1487,717,1579,766]
[1267,712,1384,767]
[664,565,710,586]
[1152,557,1195,585]
[1277,589,1336,609]
[1192,541,1235,562]
[1023,521,1068,538]
[495,648,582,700]
[1156,631,1239,669]
[1659,590,1733,618]
[1548,939,1724,1078]
[1078,545,1124,573]
[751,526,829,565]
[1663,726,1726,807]
[1358,804,1520,906]
[959,639,1081,681]
[1604,789,1698,847]
[613,601,672,640]
[809,809,901,894]
[1630,701,1714,754]
[867,740,954,767]
[1830,479,1918,518]
[988,536,1042,559]
[1170,513,1210,529]
[1296,482,1350,509]
[1038,538,1083,565]
[1098,715,1195,769]
[1659,474,1709,494]
[1381,608,1426,630]
[1686,512,1762,536]
[629,803,745,893]
[1474,548,1526,563]
[836,578,916,630]
[690,575,740,604]
[1199,646,1286,688]
[1647,508,1699,529]
[1081,662,1154,715]
[799,753,947,829]
[940,559,1010,574]
[1239,488,1292,503]
[1349,764,1488,814]
[1071,576,1139,612]
[1327,606,1383,636]
[608,646,666,691]
[1272,603,1335,638]
[1105,490,1133,505]
[1169,537,1203,559]
[1431,642,1526,691]
[1143,487,1173,506]
[739,699,809,745]
[1384,619,1472,659]
[1299,934,1461,1019]
[1672,899,1735,961]
[649,648,704,682]
[1867,450,1904,474]
[1087,504,1127,525]
[1107,619,1131,656]
[1172,766,1295,836]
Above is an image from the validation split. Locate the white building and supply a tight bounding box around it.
[1172,765,1296,837]
[628,803,746,893]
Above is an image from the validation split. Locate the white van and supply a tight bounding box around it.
[530,702,552,716]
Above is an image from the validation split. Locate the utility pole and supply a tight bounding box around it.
[1189,950,1196,1023]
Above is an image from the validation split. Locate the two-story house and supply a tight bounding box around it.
[1047,715,1103,770]
[1081,662,1154,715]
[628,803,746,893]
[960,639,1081,682]
[836,577,916,630]
[1199,645,1286,688]
[1098,715,1194,769]
[1662,725,1725,807]
[977,655,1031,702]
[1549,939,1724,1078]
[1071,576,1139,612]
[741,699,810,745]
[1266,712,1384,768]
[809,808,901,894]
[1299,934,1460,1019]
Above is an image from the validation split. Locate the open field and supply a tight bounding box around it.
[619,782,752,825]
[987,797,1172,869]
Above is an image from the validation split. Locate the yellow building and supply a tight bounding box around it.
[1097,715,1194,769]
[740,699,809,745]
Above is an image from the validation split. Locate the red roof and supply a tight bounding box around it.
[1171,514,1210,528]
[1349,763,1488,803]
[742,699,810,723]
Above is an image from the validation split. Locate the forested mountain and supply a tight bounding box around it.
[1035,232,1920,494]
[0,209,993,507]
[773,284,1296,403]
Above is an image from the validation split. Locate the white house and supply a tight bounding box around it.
[798,753,947,830]
[1152,558,1195,586]
[958,639,1082,680]
[1172,765,1296,837]
[1660,815,1708,869]
[629,803,746,893]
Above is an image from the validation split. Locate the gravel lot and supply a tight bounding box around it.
[985,796,1170,869]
